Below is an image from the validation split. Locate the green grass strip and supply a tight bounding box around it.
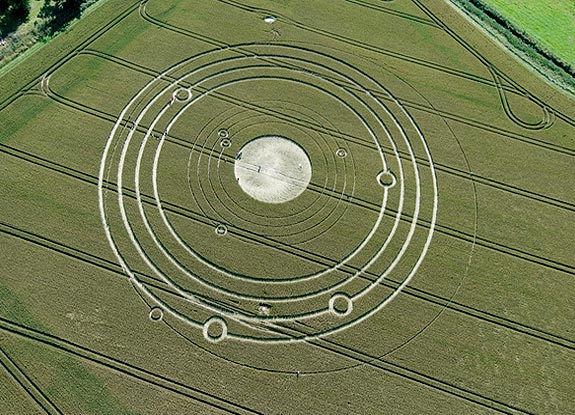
[480,0,575,66]
[451,0,575,93]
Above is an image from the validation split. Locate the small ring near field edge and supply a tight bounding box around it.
[203,316,228,343]
[149,307,164,321]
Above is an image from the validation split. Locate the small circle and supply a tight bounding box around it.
[234,136,312,204]
[149,307,164,322]
[377,170,397,188]
[336,148,348,158]
[257,303,271,315]
[215,224,228,235]
[329,293,353,317]
[202,316,228,343]
[263,16,276,23]
[173,88,192,102]
[218,129,229,138]
[220,138,232,148]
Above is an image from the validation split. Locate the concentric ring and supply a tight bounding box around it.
[98,43,438,344]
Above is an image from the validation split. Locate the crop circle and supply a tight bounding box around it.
[149,307,164,322]
[173,87,192,102]
[220,138,232,148]
[335,148,348,158]
[202,316,228,343]
[218,129,229,138]
[215,224,228,236]
[328,293,353,317]
[99,44,438,347]
[377,170,397,188]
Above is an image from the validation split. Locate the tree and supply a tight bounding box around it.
[36,0,84,36]
[0,0,30,37]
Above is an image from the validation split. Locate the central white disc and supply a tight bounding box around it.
[234,136,312,204]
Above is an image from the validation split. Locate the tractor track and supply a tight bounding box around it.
[0,347,63,415]
[27,55,575,214]
[1,175,573,352]
[2,136,574,276]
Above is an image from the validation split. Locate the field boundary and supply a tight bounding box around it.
[0,0,139,112]
[0,0,113,77]
[448,0,575,96]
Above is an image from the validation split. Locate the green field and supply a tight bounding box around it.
[479,0,575,65]
[1,0,574,414]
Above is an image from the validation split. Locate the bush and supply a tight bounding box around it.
[0,0,31,37]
